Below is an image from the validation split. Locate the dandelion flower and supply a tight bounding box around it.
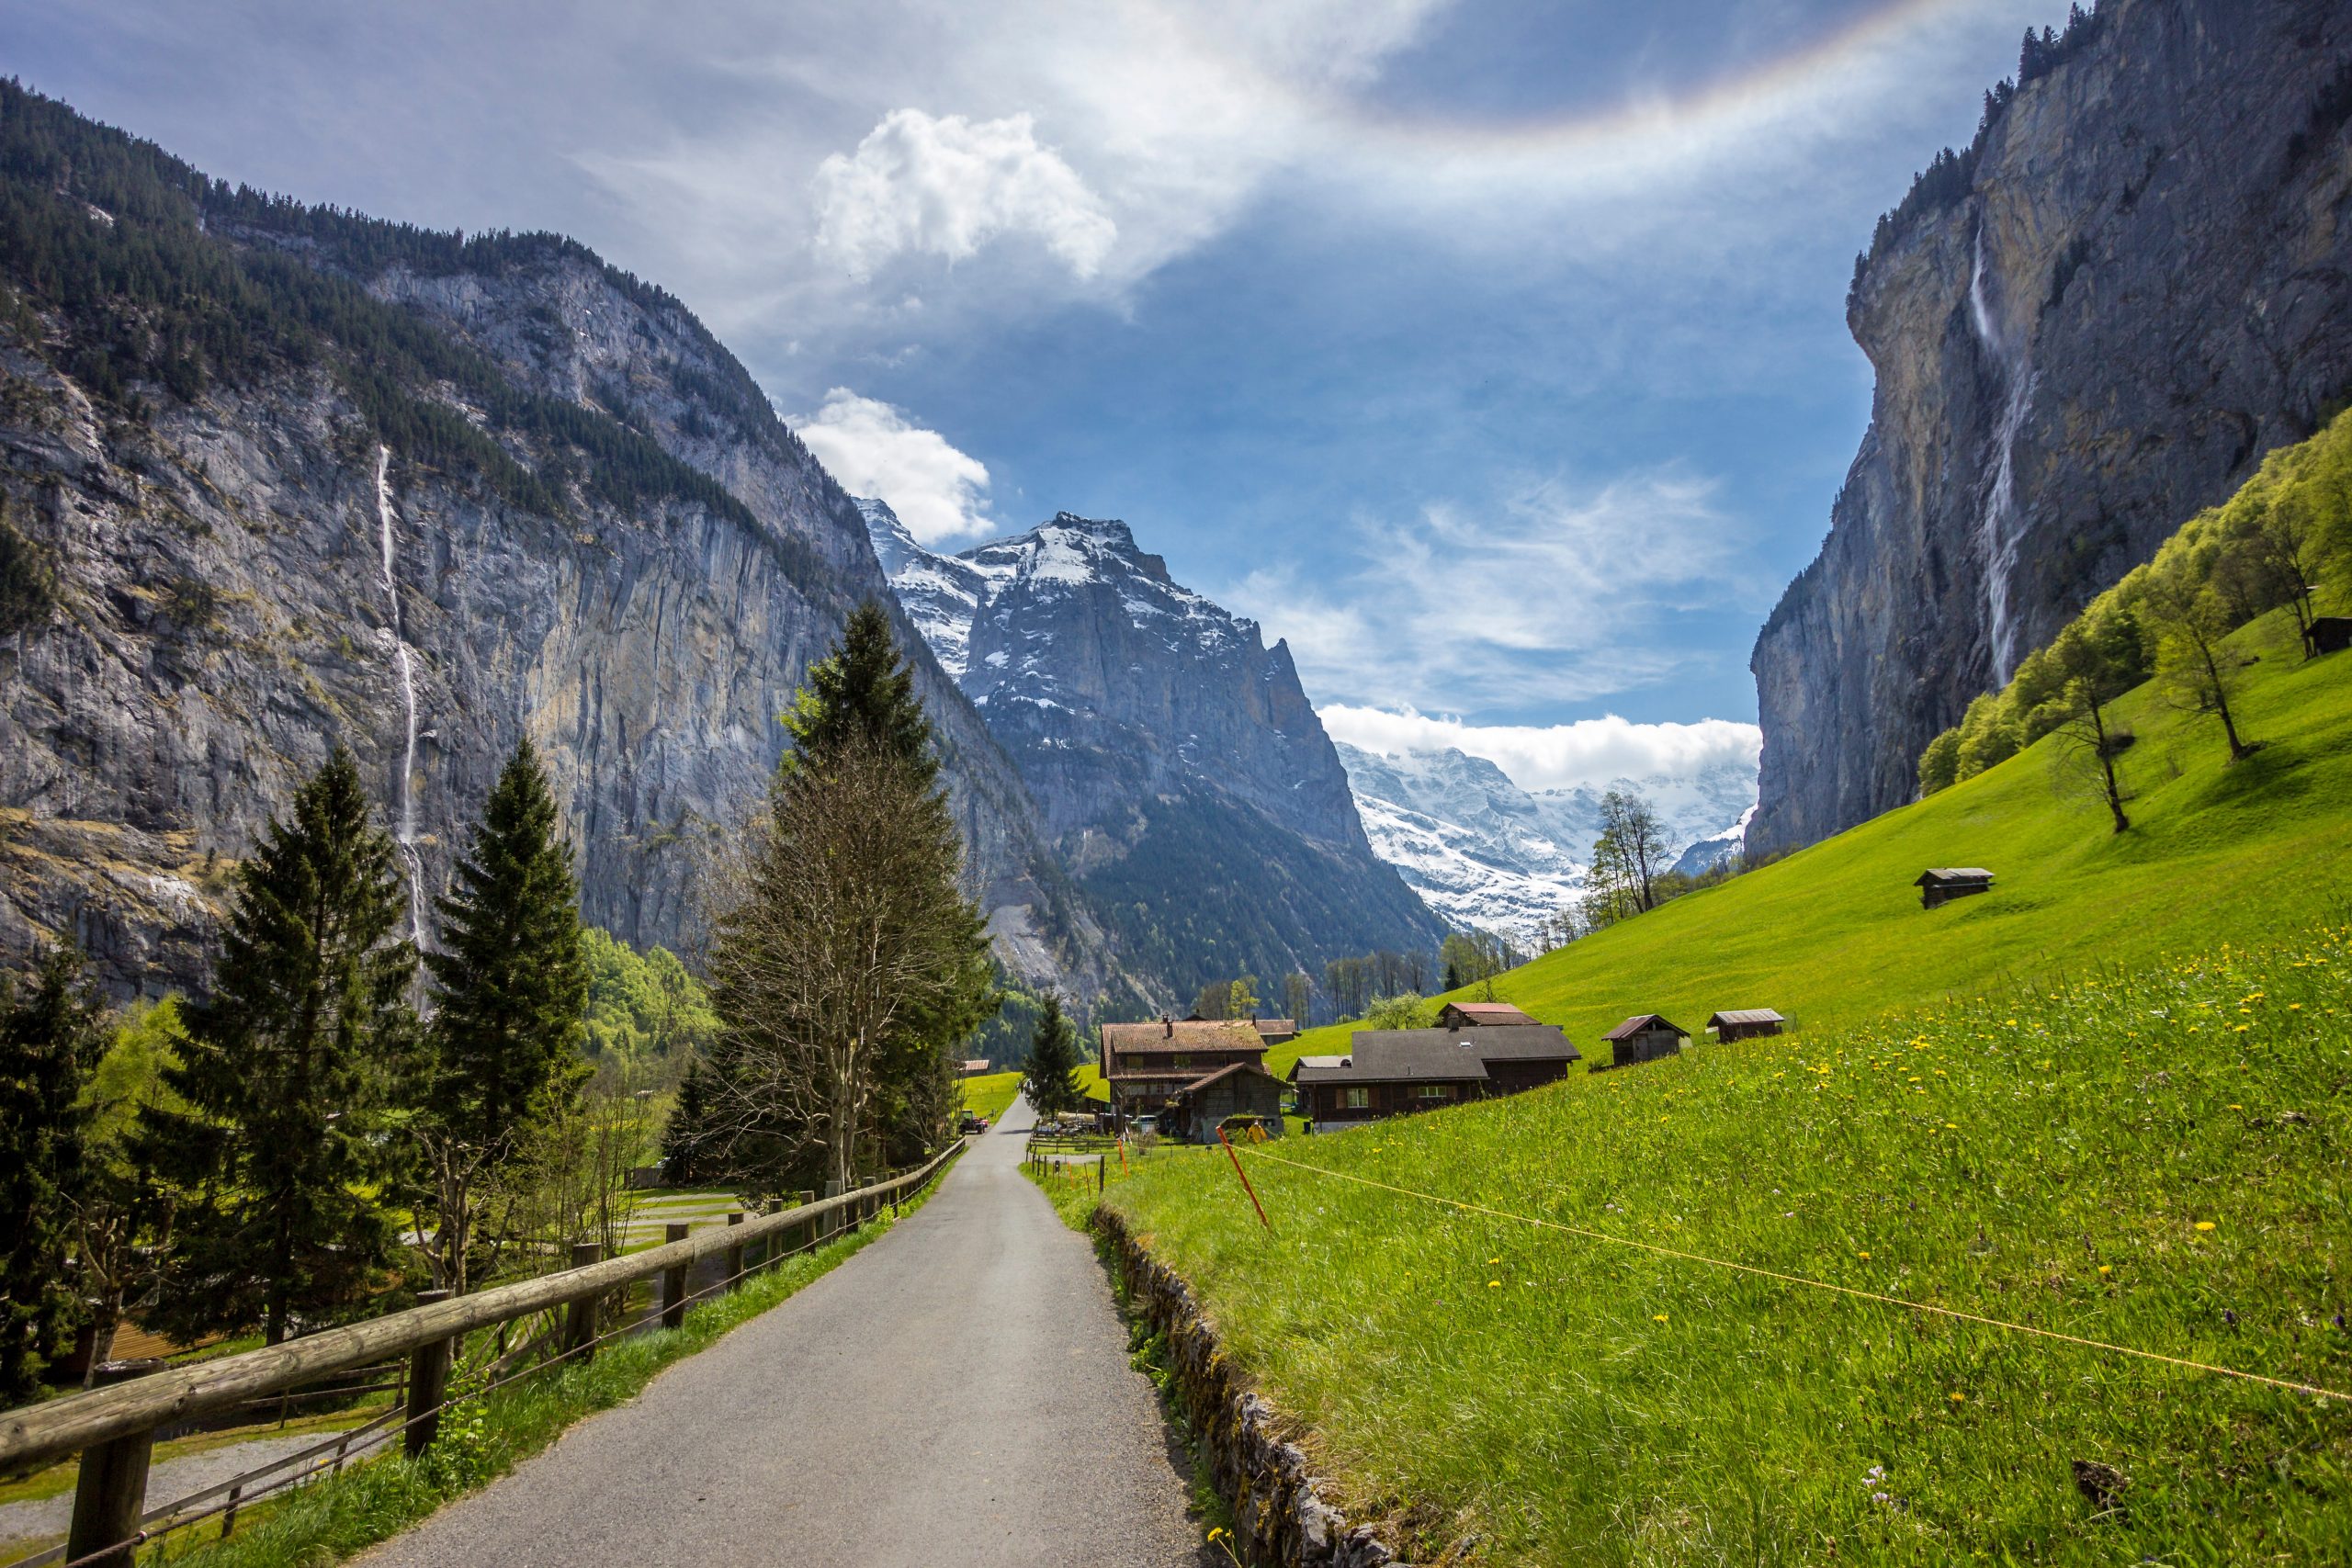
[1858,1251,1871,1261]
[1653,1314,1669,1323]
[1949,1393,1965,1404]
[1487,1280,1501,1289]
[2228,1103,2243,1111]
[2098,1265,2111,1276]
[2195,1221,2216,1232]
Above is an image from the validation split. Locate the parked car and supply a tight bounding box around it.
[1128,1114,1159,1137]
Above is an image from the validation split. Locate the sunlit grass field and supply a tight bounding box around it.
[1094,931,2352,1562]
[1272,609,2352,1077]
[958,1069,1022,1122]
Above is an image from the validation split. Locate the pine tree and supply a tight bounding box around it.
[660,1056,711,1186]
[425,739,589,1149]
[415,739,589,1290]
[141,749,418,1344]
[0,945,107,1404]
[782,600,937,785]
[1021,991,1084,1121]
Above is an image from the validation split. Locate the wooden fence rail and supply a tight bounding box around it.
[0,1141,963,1567]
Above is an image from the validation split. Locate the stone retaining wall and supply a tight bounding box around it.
[1093,1208,1412,1568]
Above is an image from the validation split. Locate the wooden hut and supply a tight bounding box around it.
[2305,616,2352,658]
[1916,868,1994,908]
[1602,1014,1690,1066]
[1164,1062,1286,1143]
[1435,1000,1539,1029]
[1705,1009,1784,1042]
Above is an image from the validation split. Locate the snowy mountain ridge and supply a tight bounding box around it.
[1333,741,1757,937]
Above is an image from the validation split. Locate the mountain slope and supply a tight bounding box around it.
[0,83,1114,998]
[867,504,1444,999]
[1751,0,2352,854]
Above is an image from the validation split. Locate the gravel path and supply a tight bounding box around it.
[359,1098,1211,1567]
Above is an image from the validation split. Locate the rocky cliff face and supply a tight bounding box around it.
[1750,0,2352,853]
[868,504,1444,996]
[0,86,1114,1000]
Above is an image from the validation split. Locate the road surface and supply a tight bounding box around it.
[360,1098,1209,1567]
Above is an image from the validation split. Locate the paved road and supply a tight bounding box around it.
[360,1099,1209,1567]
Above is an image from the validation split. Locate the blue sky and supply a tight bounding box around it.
[4,0,2060,787]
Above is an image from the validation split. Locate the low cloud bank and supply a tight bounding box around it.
[1322,705,1760,795]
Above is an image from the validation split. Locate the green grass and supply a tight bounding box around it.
[1274,607,2352,1076]
[958,1069,1022,1122]
[109,1175,947,1568]
[1095,931,2352,1562]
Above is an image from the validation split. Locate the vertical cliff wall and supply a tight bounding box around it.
[1750,0,2352,853]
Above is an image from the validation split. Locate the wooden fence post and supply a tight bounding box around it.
[65,1361,158,1568]
[402,1289,454,1458]
[823,1179,842,1242]
[725,1212,746,1291]
[564,1242,604,1361]
[797,1190,817,1254]
[661,1224,691,1329]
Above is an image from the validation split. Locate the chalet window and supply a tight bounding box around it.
[1172,1055,1192,1068]
[1417,1084,1449,1100]
[1342,1088,1369,1109]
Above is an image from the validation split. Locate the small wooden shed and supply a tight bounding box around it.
[1166,1062,1286,1144]
[2306,616,2352,658]
[1436,1000,1540,1029]
[1603,1014,1690,1066]
[1705,1009,1784,1042]
[1916,868,1994,909]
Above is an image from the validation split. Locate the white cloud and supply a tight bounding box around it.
[1321,705,1759,795]
[1228,467,1744,713]
[812,108,1118,280]
[791,389,992,543]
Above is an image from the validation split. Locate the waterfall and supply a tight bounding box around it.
[373,445,427,946]
[1967,221,2033,685]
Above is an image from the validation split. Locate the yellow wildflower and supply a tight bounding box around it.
[2195,1221,2216,1232]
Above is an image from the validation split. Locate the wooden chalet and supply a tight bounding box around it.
[1435,1000,1540,1029]
[1162,1062,1287,1143]
[1100,1017,1269,1133]
[1602,1014,1690,1066]
[1916,867,1994,908]
[1705,1009,1784,1042]
[1289,1022,1580,1127]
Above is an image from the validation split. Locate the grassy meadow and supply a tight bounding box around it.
[1072,604,2352,1562]
[1272,606,2352,1077]
[1091,930,2352,1562]
[958,1069,1023,1122]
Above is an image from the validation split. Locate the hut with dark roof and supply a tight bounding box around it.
[1915,868,1994,909]
[1602,1014,1690,1067]
[1287,1023,1580,1127]
[1436,1000,1540,1030]
[1704,1009,1785,1043]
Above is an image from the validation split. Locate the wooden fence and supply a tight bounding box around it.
[0,1142,963,1568]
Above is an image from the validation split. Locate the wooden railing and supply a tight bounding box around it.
[0,1142,963,1568]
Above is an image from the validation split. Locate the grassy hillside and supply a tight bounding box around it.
[1274,605,2352,1076]
[1091,929,2351,1562]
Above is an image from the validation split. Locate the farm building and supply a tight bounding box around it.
[1602,1014,1690,1066]
[1250,1016,1300,1045]
[2306,616,2352,657]
[1436,1000,1540,1029]
[1288,1023,1581,1127]
[1100,1018,1270,1132]
[1705,1010,1784,1042]
[1161,1062,1287,1143]
[1916,867,1995,908]
[956,1058,992,1077]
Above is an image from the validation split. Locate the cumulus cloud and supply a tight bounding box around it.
[791,389,993,543]
[812,108,1118,280]
[1228,466,1745,714]
[1320,705,1759,795]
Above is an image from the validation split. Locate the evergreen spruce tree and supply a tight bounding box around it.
[141,749,417,1345]
[660,1056,711,1186]
[782,600,938,784]
[425,739,590,1150]
[415,739,589,1290]
[1020,990,1084,1122]
[0,945,107,1404]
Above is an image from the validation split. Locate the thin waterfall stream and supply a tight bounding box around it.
[1968,220,2035,685]
[373,445,427,946]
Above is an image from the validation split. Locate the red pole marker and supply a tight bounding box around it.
[1217,1127,1274,1234]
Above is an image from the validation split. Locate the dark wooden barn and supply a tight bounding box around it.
[1916,868,1994,908]
[1601,1014,1690,1066]
[2306,616,2352,658]
[1705,1009,1785,1042]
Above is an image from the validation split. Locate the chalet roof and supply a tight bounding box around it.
[1603,1014,1690,1042]
[1915,868,1994,885]
[1294,1025,1581,1086]
[1250,1018,1299,1035]
[1706,1010,1784,1028]
[1101,1020,1266,1055]
[1173,1061,1285,1097]
[1440,1001,1539,1026]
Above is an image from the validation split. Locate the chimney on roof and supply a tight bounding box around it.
[1163,1015,1172,1038]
